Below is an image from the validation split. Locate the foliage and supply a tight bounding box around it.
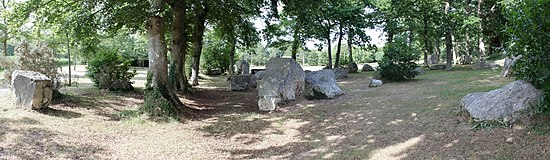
[503,0,550,112]
[86,50,136,91]
[378,38,419,81]
[141,71,177,119]
[200,30,231,73]
[7,42,64,89]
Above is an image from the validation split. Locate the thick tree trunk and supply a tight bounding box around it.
[445,0,453,70]
[465,0,471,56]
[334,25,343,68]
[347,31,353,63]
[190,3,207,86]
[229,37,236,75]
[2,40,6,56]
[66,33,71,86]
[170,1,188,92]
[146,16,183,107]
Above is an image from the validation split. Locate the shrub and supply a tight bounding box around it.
[503,0,550,112]
[377,38,420,82]
[86,50,136,91]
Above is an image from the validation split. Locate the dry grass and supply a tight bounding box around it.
[1,66,550,159]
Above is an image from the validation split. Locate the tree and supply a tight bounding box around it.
[189,0,208,86]
[444,0,453,70]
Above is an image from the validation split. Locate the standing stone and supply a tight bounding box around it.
[462,80,542,121]
[330,68,349,79]
[459,55,473,64]
[257,58,305,111]
[430,54,439,64]
[304,70,342,100]
[11,70,53,110]
[500,55,522,78]
[361,64,375,72]
[348,62,358,73]
[228,74,256,91]
[235,60,250,75]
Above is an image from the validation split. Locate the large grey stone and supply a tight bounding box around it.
[361,64,375,72]
[11,70,53,110]
[462,80,542,121]
[413,67,426,75]
[330,68,349,79]
[473,60,500,70]
[430,54,439,64]
[430,64,446,70]
[235,60,250,75]
[304,70,342,100]
[228,74,256,91]
[257,58,305,111]
[348,62,358,73]
[254,71,266,81]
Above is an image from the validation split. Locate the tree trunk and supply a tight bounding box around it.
[66,33,71,86]
[326,33,332,69]
[465,0,471,56]
[334,25,343,68]
[170,1,188,92]
[291,25,300,60]
[2,40,6,56]
[347,31,353,63]
[434,37,441,64]
[478,0,485,59]
[423,16,430,67]
[190,3,207,86]
[146,16,183,106]
[229,37,236,75]
[445,0,453,70]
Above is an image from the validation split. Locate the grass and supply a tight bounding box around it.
[2,66,550,159]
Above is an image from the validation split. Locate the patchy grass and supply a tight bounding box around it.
[1,66,550,159]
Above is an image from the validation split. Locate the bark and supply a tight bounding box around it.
[334,25,343,68]
[434,36,441,64]
[2,0,7,57]
[347,31,353,63]
[169,1,188,92]
[445,0,453,70]
[190,2,207,86]
[146,16,170,95]
[228,37,236,75]
[2,40,6,56]
[465,0,472,56]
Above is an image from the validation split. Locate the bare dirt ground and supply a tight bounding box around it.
[1,66,550,159]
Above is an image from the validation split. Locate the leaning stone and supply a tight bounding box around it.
[348,62,358,73]
[11,70,53,110]
[459,55,473,64]
[500,55,522,78]
[361,64,375,72]
[430,54,439,64]
[228,74,255,91]
[330,68,349,79]
[461,80,541,122]
[235,60,250,75]
[304,70,342,100]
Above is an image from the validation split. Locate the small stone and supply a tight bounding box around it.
[369,79,383,87]
[506,137,514,144]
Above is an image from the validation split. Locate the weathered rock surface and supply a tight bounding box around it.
[369,79,383,87]
[413,67,426,75]
[304,70,342,100]
[235,60,250,75]
[430,54,439,64]
[11,70,53,110]
[331,68,349,79]
[361,64,375,72]
[228,74,256,91]
[462,80,541,121]
[254,71,266,80]
[500,55,522,78]
[430,64,446,70]
[473,61,500,70]
[348,62,358,73]
[257,58,305,111]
